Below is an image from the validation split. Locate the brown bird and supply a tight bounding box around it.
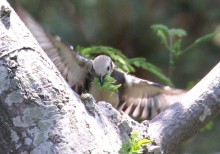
[15,6,186,121]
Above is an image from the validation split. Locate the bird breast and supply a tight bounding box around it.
[89,83,119,108]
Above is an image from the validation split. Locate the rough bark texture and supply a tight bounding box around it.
[0,1,148,153]
[148,61,220,153]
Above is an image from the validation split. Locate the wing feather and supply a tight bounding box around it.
[15,5,92,93]
[112,70,186,120]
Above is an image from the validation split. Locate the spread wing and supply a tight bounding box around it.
[15,5,92,93]
[112,70,186,120]
[15,5,186,121]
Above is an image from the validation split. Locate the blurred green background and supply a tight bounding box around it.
[9,0,220,153]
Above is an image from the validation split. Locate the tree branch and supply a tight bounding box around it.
[148,61,220,153]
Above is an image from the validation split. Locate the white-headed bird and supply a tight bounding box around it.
[15,6,186,121]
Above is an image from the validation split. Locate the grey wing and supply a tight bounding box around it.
[15,5,92,93]
[112,70,186,120]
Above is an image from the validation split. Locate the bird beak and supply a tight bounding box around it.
[99,76,104,86]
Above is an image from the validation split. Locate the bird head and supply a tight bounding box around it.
[92,55,114,85]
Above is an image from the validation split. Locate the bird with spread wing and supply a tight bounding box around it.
[15,5,186,121]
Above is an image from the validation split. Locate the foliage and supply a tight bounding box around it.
[77,46,134,73]
[119,132,152,154]
[200,121,214,132]
[77,25,215,89]
[92,75,121,93]
[151,24,216,78]
[78,25,215,86]
[77,45,173,86]
[129,57,173,86]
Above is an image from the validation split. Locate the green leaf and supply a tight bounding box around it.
[151,24,169,32]
[200,121,214,132]
[151,24,169,47]
[137,139,152,146]
[130,58,173,86]
[172,39,182,57]
[194,33,216,45]
[182,32,216,54]
[169,28,187,38]
[121,132,152,154]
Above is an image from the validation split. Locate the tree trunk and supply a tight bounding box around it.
[0,1,144,153]
[1,0,220,154]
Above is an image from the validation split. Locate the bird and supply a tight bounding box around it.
[15,5,186,121]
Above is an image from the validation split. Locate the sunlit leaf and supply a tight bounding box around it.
[119,131,152,154]
[137,139,152,146]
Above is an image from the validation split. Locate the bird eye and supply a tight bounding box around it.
[107,66,110,71]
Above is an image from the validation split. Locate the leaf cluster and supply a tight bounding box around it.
[119,132,152,154]
[151,24,215,58]
[92,75,121,93]
[77,46,135,73]
[151,24,215,79]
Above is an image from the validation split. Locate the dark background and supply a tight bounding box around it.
[9,0,220,153]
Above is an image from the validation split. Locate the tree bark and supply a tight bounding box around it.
[148,61,220,153]
[1,0,220,154]
[0,1,146,153]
